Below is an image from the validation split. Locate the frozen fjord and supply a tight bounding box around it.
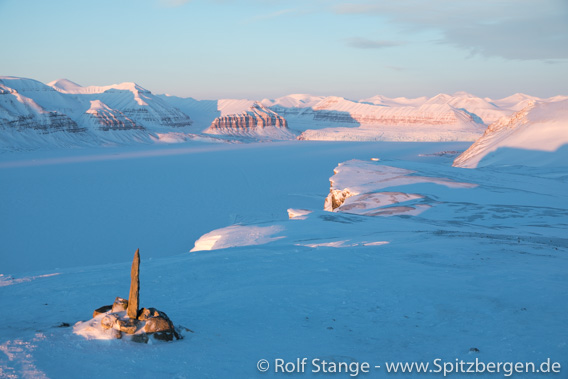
[0,140,567,378]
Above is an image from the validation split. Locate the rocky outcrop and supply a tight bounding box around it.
[324,188,355,211]
[82,100,144,131]
[324,160,476,217]
[207,102,288,132]
[115,107,192,129]
[2,111,85,134]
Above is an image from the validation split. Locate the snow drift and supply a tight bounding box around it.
[324,159,476,217]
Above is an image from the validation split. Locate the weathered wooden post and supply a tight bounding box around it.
[127,249,140,319]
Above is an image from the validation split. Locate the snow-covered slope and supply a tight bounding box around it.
[48,79,193,129]
[0,76,197,151]
[453,99,568,168]
[0,77,83,134]
[81,100,142,131]
[266,94,501,142]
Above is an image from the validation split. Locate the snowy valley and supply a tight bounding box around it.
[1,76,567,378]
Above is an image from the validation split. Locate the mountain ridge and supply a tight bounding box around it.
[1,75,566,151]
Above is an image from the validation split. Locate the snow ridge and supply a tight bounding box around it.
[453,99,568,168]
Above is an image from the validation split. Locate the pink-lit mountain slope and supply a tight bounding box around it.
[453,99,568,168]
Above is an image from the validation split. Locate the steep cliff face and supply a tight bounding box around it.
[206,102,288,133]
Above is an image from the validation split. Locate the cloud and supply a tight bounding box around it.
[159,0,191,7]
[242,8,302,24]
[346,37,401,49]
[385,65,406,72]
[334,0,568,60]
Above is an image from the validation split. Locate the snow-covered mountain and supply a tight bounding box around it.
[2,75,567,150]
[453,99,568,168]
[173,91,533,143]
[0,76,194,151]
[262,93,523,142]
[47,78,192,129]
[161,92,559,142]
[0,77,83,134]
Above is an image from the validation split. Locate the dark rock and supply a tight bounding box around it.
[129,333,149,344]
[93,305,112,318]
[143,316,174,334]
[112,297,128,313]
[153,331,176,342]
[55,322,70,328]
[469,347,480,353]
[127,249,140,319]
[115,318,138,335]
[137,307,165,321]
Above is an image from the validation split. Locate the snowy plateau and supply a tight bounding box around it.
[0,76,567,378]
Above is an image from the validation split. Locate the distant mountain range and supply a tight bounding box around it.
[1,76,567,154]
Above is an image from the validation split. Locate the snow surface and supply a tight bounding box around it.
[287,208,313,220]
[454,99,568,168]
[1,140,566,377]
[191,225,285,252]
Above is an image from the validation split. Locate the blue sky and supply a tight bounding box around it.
[1,0,567,99]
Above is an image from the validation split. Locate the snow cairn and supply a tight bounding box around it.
[74,249,183,343]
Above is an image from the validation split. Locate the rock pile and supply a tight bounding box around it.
[92,298,181,342]
[74,249,182,343]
